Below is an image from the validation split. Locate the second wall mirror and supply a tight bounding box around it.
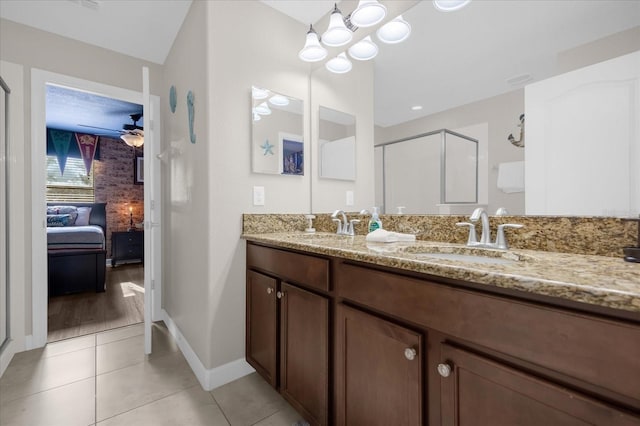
[318,106,356,181]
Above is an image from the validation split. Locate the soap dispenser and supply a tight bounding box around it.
[368,207,383,232]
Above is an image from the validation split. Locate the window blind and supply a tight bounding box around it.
[46,156,95,202]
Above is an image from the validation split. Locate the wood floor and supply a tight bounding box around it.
[47,263,144,342]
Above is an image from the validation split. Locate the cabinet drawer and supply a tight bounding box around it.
[247,244,329,291]
[336,261,640,403]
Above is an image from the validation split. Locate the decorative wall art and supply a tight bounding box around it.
[260,139,274,155]
[282,138,304,176]
[187,90,196,144]
[134,155,144,184]
[169,85,177,113]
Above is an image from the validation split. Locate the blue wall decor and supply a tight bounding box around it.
[169,85,177,113]
[187,90,196,144]
[260,139,274,155]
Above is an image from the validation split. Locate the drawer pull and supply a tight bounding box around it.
[277,291,285,299]
[267,287,273,294]
[404,348,417,361]
[437,363,452,378]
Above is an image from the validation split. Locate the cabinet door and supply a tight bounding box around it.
[439,344,640,426]
[246,270,278,386]
[280,283,328,426]
[336,304,423,425]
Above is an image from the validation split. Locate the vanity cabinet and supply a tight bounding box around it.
[439,344,638,426]
[246,241,640,426]
[335,260,640,425]
[335,303,423,425]
[246,243,329,426]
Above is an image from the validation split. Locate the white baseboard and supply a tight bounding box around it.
[24,334,36,351]
[161,309,254,391]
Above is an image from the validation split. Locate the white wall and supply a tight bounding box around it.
[153,0,313,377]
[311,63,375,213]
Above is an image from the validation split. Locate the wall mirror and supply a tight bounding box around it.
[319,106,356,181]
[308,0,639,216]
[251,86,304,175]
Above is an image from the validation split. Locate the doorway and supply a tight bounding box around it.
[45,85,146,341]
[31,69,162,351]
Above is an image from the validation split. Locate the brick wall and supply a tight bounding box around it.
[93,137,144,256]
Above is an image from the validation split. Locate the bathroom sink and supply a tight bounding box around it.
[401,245,532,265]
[414,252,518,265]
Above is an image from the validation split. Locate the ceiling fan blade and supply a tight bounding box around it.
[78,124,124,133]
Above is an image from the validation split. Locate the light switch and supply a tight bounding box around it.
[253,186,265,206]
[346,190,354,206]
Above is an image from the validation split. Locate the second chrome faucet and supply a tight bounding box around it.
[331,210,360,236]
[457,207,523,250]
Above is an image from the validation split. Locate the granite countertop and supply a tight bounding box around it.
[242,232,640,315]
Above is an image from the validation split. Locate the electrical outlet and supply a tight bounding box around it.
[346,190,354,206]
[253,186,265,206]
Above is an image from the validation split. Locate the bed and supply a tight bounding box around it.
[47,202,107,297]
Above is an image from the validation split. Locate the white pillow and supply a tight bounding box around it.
[75,206,92,226]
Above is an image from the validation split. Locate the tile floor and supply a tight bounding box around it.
[0,322,305,426]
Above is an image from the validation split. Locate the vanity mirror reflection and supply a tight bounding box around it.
[251,86,304,175]
[319,106,356,181]
[308,0,639,216]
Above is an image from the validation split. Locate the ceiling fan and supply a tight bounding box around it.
[79,113,145,147]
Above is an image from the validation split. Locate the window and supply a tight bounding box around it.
[46,156,95,202]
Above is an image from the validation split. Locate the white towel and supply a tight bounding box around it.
[497,161,525,193]
[365,229,416,243]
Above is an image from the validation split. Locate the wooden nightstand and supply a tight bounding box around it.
[111,231,144,267]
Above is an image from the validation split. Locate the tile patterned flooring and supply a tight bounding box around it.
[0,323,304,426]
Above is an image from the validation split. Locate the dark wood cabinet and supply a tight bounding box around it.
[246,242,640,426]
[439,344,639,426]
[280,282,329,426]
[246,244,329,425]
[246,270,278,386]
[111,231,143,267]
[335,303,423,425]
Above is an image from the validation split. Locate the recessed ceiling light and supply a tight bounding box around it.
[411,105,423,111]
[506,73,533,86]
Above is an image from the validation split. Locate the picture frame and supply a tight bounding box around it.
[134,155,144,184]
[279,132,304,176]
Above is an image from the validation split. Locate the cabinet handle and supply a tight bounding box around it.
[277,291,285,299]
[437,363,452,378]
[404,348,417,361]
[267,287,273,294]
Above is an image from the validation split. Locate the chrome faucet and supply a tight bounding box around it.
[457,207,523,250]
[331,210,360,236]
[470,207,492,246]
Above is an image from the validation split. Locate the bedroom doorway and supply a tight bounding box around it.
[31,69,162,352]
[44,85,145,342]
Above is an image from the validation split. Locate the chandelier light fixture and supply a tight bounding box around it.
[296,0,440,72]
[376,15,411,44]
[322,4,353,47]
[254,102,272,115]
[350,0,387,28]
[325,52,353,74]
[269,94,290,106]
[348,36,379,61]
[433,0,471,12]
[298,24,328,62]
